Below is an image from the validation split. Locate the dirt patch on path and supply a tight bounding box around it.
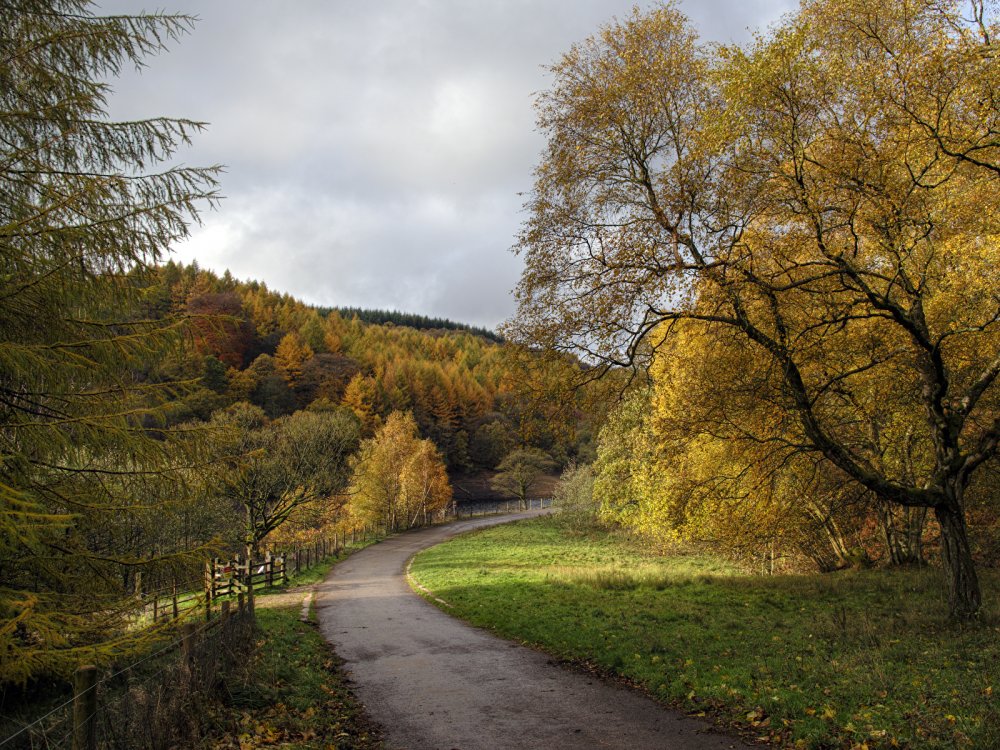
[254,585,313,611]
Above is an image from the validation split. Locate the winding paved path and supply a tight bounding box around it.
[315,513,749,750]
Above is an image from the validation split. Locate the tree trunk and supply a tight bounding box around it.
[804,499,852,571]
[905,506,928,565]
[934,501,981,620]
[879,502,927,566]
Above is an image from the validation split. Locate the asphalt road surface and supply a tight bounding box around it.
[315,512,750,750]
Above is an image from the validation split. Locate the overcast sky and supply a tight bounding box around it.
[100,1,793,330]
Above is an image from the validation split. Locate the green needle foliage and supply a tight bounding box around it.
[0,1,220,685]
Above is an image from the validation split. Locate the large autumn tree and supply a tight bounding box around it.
[508,0,999,618]
[0,0,219,682]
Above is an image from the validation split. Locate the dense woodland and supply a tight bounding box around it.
[148,260,593,473]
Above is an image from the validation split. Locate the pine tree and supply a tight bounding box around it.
[0,1,219,684]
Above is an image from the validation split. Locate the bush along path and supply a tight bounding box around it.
[314,511,749,750]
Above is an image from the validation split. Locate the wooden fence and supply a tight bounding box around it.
[206,552,287,601]
[133,503,551,625]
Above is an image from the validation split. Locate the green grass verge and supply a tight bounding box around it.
[409,516,999,750]
[204,604,382,749]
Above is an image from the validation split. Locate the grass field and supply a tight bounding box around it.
[409,516,999,749]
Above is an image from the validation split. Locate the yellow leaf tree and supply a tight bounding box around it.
[348,411,451,532]
[0,1,222,685]
[275,331,314,387]
[341,373,382,436]
[508,0,1000,618]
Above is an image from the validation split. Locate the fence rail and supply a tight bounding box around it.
[454,496,552,518]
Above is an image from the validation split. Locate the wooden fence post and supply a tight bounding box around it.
[280,553,287,585]
[72,665,98,750]
[231,554,240,600]
[221,600,230,624]
[181,622,197,679]
[265,552,273,588]
[246,558,255,615]
[204,561,213,621]
[172,578,179,620]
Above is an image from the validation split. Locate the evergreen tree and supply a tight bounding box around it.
[0,1,219,684]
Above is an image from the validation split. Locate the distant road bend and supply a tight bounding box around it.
[315,511,749,750]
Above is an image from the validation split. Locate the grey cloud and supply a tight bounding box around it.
[100,0,792,329]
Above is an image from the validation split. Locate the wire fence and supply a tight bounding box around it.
[454,496,553,518]
[0,602,254,750]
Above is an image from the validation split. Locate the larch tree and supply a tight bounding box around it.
[507,0,999,618]
[275,331,314,387]
[341,373,382,436]
[0,0,220,683]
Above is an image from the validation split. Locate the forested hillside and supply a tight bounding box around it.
[148,260,593,472]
